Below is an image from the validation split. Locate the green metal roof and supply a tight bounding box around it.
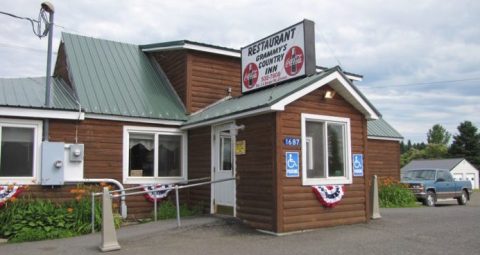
[367,118,403,139]
[62,33,187,121]
[0,77,79,110]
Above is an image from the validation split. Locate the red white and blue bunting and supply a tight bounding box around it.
[312,185,345,208]
[0,185,24,207]
[143,184,173,203]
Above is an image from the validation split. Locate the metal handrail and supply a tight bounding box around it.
[91,176,235,233]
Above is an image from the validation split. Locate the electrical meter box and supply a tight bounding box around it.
[64,143,85,181]
[69,144,84,162]
[41,141,65,185]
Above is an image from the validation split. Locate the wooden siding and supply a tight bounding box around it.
[152,50,241,114]
[366,139,401,181]
[188,51,242,113]
[236,114,276,231]
[152,50,189,110]
[186,126,212,212]
[277,85,368,233]
[53,42,73,89]
[41,118,175,218]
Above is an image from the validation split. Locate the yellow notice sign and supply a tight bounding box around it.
[235,140,246,155]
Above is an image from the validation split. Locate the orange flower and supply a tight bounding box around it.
[9,197,17,202]
[67,208,74,213]
[100,182,107,187]
[77,189,86,194]
[75,195,82,201]
[70,189,78,193]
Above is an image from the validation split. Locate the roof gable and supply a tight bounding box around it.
[183,67,379,129]
[62,33,187,121]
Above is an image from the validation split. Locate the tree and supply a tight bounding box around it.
[427,124,451,145]
[449,121,480,167]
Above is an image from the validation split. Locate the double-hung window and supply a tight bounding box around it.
[0,119,42,184]
[123,126,187,184]
[301,114,352,185]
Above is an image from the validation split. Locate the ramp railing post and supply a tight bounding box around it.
[91,192,95,233]
[371,175,382,219]
[99,187,121,252]
[154,191,158,222]
[175,185,181,227]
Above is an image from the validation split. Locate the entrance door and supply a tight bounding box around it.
[212,123,236,216]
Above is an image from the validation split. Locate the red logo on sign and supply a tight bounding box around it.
[284,46,304,76]
[243,63,259,89]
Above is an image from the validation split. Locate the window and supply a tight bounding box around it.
[123,126,187,184]
[220,134,232,171]
[301,114,352,185]
[0,119,42,184]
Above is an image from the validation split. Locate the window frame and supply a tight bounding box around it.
[301,114,352,186]
[123,126,187,184]
[0,118,42,185]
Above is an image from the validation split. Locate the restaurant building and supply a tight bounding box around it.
[0,20,402,233]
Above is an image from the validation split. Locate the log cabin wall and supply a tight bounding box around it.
[186,126,212,212]
[235,113,277,232]
[276,85,369,233]
[151,50,189,110]
[366,139,401,181]
[16,118,179,219]
[151,50,241,114]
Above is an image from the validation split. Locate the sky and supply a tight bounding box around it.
[1,0,479,143]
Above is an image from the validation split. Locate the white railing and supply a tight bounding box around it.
[90,176,235,233]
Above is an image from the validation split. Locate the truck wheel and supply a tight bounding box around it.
[424,191,436,207]
[457,190,468,205]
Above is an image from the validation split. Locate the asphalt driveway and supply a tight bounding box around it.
[2,194,479,255]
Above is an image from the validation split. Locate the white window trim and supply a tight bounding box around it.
[301,114,352,186]
[123,126,187,184]
[0,118,42,185]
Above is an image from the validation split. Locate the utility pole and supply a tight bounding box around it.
[41,2,54,141]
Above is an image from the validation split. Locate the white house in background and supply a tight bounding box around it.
[401,158,479,189]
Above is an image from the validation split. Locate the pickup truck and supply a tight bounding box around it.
[401,169,473,207]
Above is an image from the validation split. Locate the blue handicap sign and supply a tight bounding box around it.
[286,152,300,177]
[353,154,363,177]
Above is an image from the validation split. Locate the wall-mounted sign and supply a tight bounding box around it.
[241,19,316,94]
[353,154,364,177]
[286,152,300,177]
[284,137,301,146]
[235,140,246,155]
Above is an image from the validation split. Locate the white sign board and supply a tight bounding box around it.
[241,20,316,93]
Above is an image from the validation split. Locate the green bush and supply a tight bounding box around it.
[154,201,202,220]
[379,183,417,208]
[0,197,102,242]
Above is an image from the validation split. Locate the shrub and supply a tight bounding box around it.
[0,195,102,242]
[378,177,417,208]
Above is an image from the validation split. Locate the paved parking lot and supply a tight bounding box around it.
[2,194,479,255]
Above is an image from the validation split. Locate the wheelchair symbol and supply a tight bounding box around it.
[353,155,362,169]
[287,154,298,169]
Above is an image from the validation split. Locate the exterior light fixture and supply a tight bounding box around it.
[324,90,336,99]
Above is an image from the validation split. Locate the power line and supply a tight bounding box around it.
[0,10,49,38]
[362,77,480,89]
[0,42,58,54]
